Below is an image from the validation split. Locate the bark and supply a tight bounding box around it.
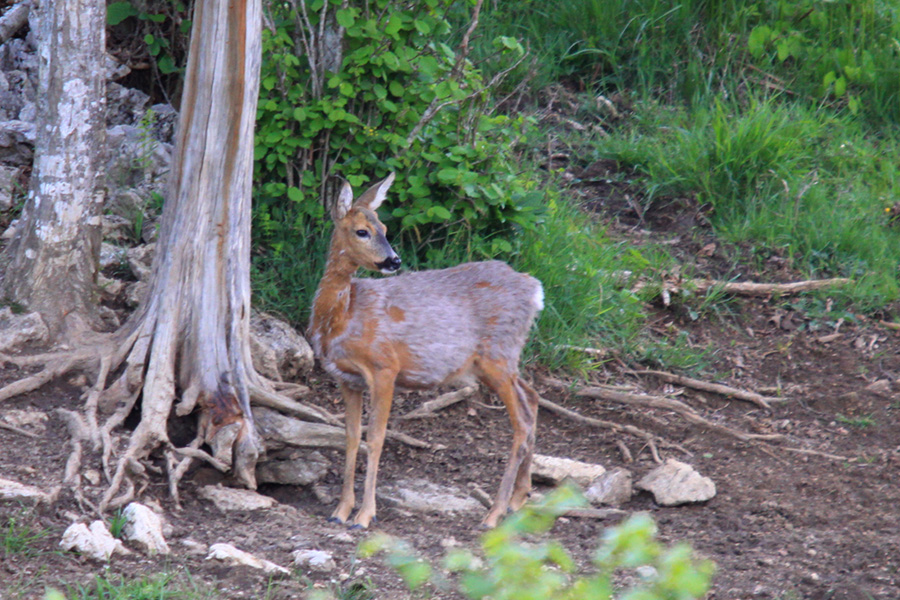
[0,0,105,337]
[100,0,265,508]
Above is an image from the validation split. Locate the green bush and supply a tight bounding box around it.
[359,486,714,600]
[254,0,543,254]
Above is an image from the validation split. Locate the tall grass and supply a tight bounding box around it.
[594,97,900,307]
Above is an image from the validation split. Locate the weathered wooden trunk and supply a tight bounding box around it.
[0,0,106,336]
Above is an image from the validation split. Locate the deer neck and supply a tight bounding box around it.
[310,241,359,352]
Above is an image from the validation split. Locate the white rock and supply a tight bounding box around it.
[198,484,277,512]
[0,307,49,353]
[206,543,289,575]
[256,450,330,486]
[98,241,128,269]
[0,164,20,211]
[0,477,49,502]
[126,243,155,282]
[292,549,337,572]
[250,312,314,380]
[122,502,170,555]
[60,521,128,561]
[531,454,606,487]
[377,478,483,514]
[635,459,716,506]
[585,467,633,507]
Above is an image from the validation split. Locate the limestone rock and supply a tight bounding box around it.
[292,549,337,572]
[1,409,48,432]
[531,454,606,487]
[0,307,48,353]
[206,543,289,575]
[256,450,330,486]
[636,459,716,506]
[126,243,156,282]
[585,467,633,507]
[252,407,347,451]
[198,484,277,512]
[60,521,128,562]
[0,164,21,211]
[122,502,170,555]
[99,241,128,270]
[377,478,483,515]
[0,477,49,502]
[249,312,314,381]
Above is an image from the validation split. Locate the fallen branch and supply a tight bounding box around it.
[574,385,785,443]
[0,420,38,438]
[878,320,900,331]
[537,396,692,456]
[249,383,340,425]
[563,507,627,520]
[399,386,476,420]
[633,369,783,410]
[688,277,852,296]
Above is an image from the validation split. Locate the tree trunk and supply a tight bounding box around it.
[0,0,105,338]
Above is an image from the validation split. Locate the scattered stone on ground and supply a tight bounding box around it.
[635,459,716,506]
[122,502,170,555]
[249,311,315,381]
[206,543,290,575]
[1,408,48,432]
[292,549,337,572]
[256,449,330,486]
[0,477,48,502]
[59,521,129,562]
[531,453,607,487]
[585,467,633,507]
[376,478,484,515]
[0,307,48,353]
[197,484,278,512]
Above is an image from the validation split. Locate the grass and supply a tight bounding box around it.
[2,509,50,558]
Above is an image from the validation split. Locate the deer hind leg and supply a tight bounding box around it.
[509,376,540,511]
[351,370,396,528]
[478,359,537,528]
[330,384,364,524]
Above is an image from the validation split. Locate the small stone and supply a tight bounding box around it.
[60,521,128,562]
[864,379,891,396]
[531,454,606,487]
[377,478,483,515]
[180,538,208,555]
[82,470,101,486]
[256,450,329,486]
[1,409,48,431]
[122,502,170,555]
[585,467,633,507]
[292,549,337,572]
[0,307,49,353]
[636,459,716,506]
[198,484,277,512]
[206,543,289,575]
[249,311,314,380]
[635,565,658,580]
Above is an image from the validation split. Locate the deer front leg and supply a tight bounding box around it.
[351,371,396,528]
[509,377,540,511]
[330,384,363,524]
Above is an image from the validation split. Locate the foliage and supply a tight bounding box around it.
[253,0,542,260]
[360,486,714,599]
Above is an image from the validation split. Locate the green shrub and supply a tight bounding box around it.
[359,486,714,600]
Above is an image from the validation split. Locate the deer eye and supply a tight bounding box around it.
[355,229,370,238]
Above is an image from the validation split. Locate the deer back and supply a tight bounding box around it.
[326,260,543,389]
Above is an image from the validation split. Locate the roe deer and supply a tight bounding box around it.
[309,173,543,528]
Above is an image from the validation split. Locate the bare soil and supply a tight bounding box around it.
[3,184,900,599]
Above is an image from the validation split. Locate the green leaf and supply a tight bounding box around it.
[157,55,177,74]
[413,19,431,35]
[436,168,459,183]
[429,206,452,220]
[107,1,138,26]
[389,80,404,97]
[143,33,155,45]
[834,75,847,97]
[335,8,355,28]
[747,25,770,58]
[293,107,306,121]
[287,186,303,202]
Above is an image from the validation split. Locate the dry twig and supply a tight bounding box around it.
[633,369,783,410]
[399,386,477,420]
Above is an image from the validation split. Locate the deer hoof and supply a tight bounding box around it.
[326,516,345,525]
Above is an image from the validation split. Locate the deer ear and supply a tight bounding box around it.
[355,172,395,211]
[332,181,354,221]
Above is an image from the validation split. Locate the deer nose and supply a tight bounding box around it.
[376,255,402,273]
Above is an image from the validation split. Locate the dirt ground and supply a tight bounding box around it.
[3,185,900,599]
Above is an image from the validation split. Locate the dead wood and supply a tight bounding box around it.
[563,507,628,520]
[0,420,38,438]
[537,396,692,456]
[688,277,852,296]
[249,383,340,425]
[633,369,783,410]
[573,384,785,443]
[398,386,477,420]
[878,320,900,331]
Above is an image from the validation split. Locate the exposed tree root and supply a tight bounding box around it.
[398,386,477,420]
[632,369,784,410]
[0,420,38,438]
